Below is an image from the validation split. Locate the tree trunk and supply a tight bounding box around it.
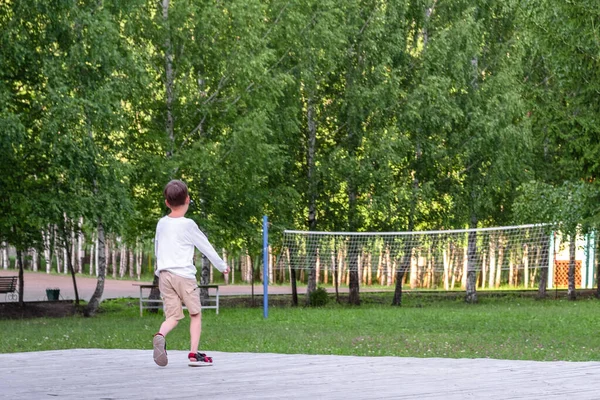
[488,235,496,289]
[112,245,117,278]
[77,217,84,274]
[71,224,77,274]
[393,137,420,303]
[568,234,576,300]
[129,248,134,279]
[537,238,549,298]
[495,236,503,288]
[200,255,210,302]
[17,249,24,306]
[61,221,80,305]
[594,231,600,299]
[465,215,478,303]
[89,234,95,275]
[119,246,126,278]
[305,240,317,306]
[289,240,298,306]
[347,187,360,306]
[55,240,62,274]
[161,0,175,157]
[85,220,106,316]
[95,234,99,277]
[523,243,529,289]
[347,235,360,305]
[305,93,318,303]
[31,248,38,272]
[136,244,142,280]
[595,232,599,299]
[332,247,339,303]
[0,242,6,269]
[392,242,411,306]
[104,237,110,279]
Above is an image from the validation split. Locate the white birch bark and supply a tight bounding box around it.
[385,247,392,286]
[495,236,504,288]
[104,237,110,276]
[77,217,84,274]
[509,250,515,287]
[89,235,95,276]
[63,245,68,274]
[129,248,134,279]
[367,253,372,286]
[43,230,51,273]
[410,249,418,289]
[461,245,468,289]
[119,246,126,278]
[316,248,320,285]
[222,249,229,284]
[71,224,77,273]
[524,244,529,288]
[488,237,496,289]
[1,242,8,269]
[478,249,486,289]
[112,246,117,278]
[136,244,142,280]
[376,248,382,285]
[443,244,450,290]
[31,248,38,271]
[54,242,62,274]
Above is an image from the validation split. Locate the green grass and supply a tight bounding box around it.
[1,295,599,361]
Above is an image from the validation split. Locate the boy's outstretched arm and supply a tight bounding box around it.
[187,222,229,274]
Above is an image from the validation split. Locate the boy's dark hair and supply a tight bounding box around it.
[163,180,188,207]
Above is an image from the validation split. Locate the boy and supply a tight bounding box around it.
[152,179,229,367]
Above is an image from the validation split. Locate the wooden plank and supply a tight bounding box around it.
[1,350,599,399]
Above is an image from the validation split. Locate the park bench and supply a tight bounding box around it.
[133,283,220,317]
[0,276,18,301]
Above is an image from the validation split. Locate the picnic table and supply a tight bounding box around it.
[133,283,220,316]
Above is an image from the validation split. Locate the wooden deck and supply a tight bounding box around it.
[1,349,599,399]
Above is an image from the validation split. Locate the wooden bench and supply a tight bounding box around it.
[0,276,18,301]
[133,283,220,317]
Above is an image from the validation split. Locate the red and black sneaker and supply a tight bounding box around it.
[188,352,213,367]
[153,333,168,367]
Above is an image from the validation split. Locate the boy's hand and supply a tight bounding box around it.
[223,267,230,274]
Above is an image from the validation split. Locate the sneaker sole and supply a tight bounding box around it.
[153,335,168,367]
[188,361,213,367]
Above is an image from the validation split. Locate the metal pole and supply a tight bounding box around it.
[263,215,268,319]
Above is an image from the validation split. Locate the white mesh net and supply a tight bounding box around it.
[275,224,553,289]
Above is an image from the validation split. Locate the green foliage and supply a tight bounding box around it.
[514,181,597,235]
[1,0,599,279]
[308,287,329,307]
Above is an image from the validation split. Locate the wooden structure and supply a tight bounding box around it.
[0,276,18,301]
[133,283,220,316]
[1,349,599,399]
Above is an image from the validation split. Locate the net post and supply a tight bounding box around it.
[547,231,555,290]
[263,215,269,319]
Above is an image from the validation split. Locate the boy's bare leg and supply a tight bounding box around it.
[159,318,179,336]
[189,312,201,354]
[154,318,178,367]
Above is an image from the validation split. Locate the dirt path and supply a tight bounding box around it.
[0,270,307,302]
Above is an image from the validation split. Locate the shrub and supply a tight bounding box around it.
[309,287,329,307]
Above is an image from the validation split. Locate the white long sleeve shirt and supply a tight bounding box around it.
[154,216,227,280]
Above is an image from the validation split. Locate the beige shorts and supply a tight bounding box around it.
[158,271,201,320]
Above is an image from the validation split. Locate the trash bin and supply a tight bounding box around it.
[46,288,60,301]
